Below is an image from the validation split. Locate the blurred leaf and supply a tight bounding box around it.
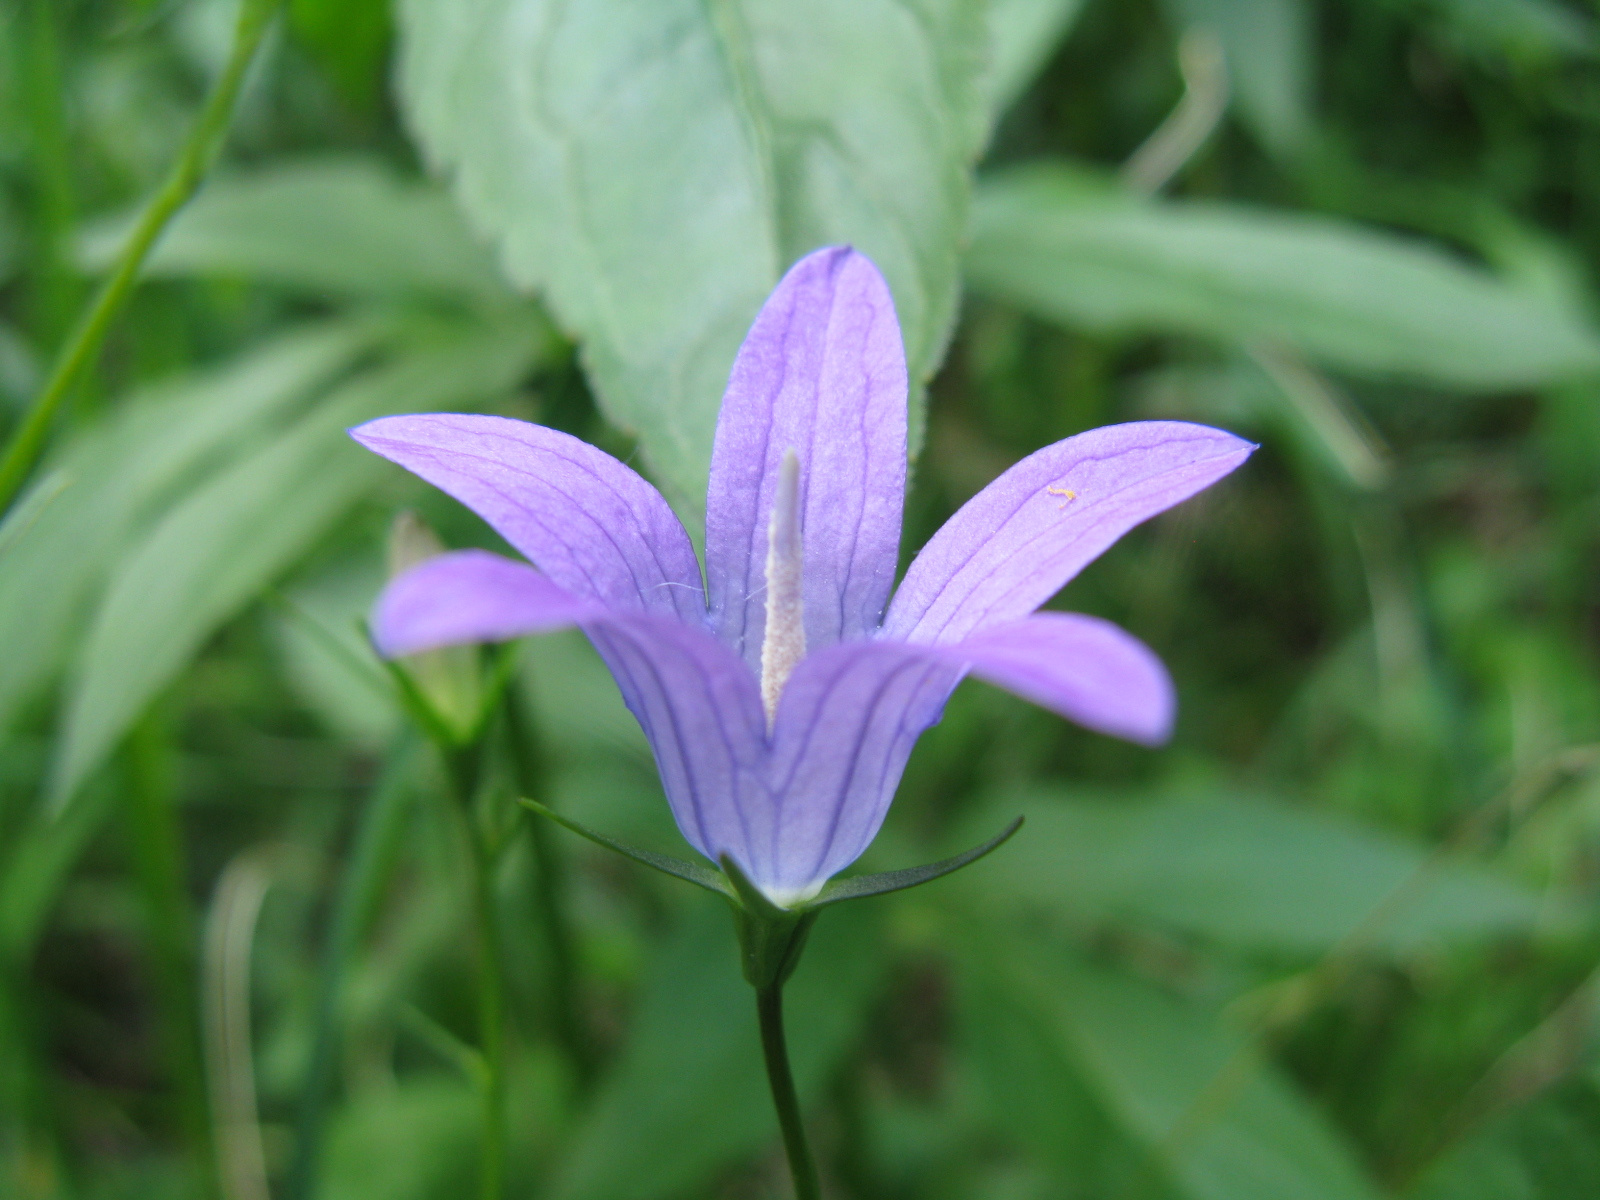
[394,0,985,510]
[1422,0,1594,60]
[319,1055,564,1198]
[290,0,392,110]
[550,897,886,1200]
[522,630,651,761]
[0,468,67,564]
[0,199,14,285]
[981,0,1088,122]
[957,789,1553,955]
[271,555,400,747]
[79,158,514,303]
[51,317,545,804]
[319,1077,478,1200]
[968,163,1600,389]
[961,935,1383,1200]
[0,323,376,735]
[1165,0,1312,153]
[0,781,115,961]
[1412,1087,1600,1200]
[0,320,40,408]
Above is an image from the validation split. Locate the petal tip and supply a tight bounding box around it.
[1129,704,1176,748]
[348,413,419,449]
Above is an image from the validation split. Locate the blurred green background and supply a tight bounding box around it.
[5,0,1600,1197]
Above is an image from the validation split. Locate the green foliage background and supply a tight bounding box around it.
[4,0,1600,1197]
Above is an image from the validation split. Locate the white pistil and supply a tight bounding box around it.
[760,449,806,727]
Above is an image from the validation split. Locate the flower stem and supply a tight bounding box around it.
[755,981,820,1200]
[502,683,594,1087]
[441,743,506,1200]
[0,0,283,514]
[464,820,507,1200]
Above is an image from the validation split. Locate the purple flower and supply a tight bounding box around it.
[352,248,1253,905]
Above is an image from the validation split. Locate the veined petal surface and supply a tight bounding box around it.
[583,614,769,873]
[366,546,771,880]
[762,642,961,900]
[705,248,908,669]
[884,421,1253,644]
[351,414,706,621]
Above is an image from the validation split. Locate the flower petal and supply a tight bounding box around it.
[883,421,1254,644]
[762,642,961,900]
[756,611,1175,898]
[371,549,599,657]
[582,614,769,873]
[704,247,908,669]
[371,546,772,876]
[951,613,1175,746]
[351,414,705,621]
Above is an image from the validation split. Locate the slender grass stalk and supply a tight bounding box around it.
[1121,27,1228,195]
[282,736,420,1200]
[756,982,820,1200]
[202,854,273,1200]
[0,0,284,514]
[21,0,80,347]
[502,684,594,1087]
[123,712,214,1189]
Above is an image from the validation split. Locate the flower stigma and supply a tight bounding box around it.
[760,448,806,726]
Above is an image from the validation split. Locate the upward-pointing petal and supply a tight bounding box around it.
[705,247,908,669]
[352,414,705,622]
[884,422,1254,645]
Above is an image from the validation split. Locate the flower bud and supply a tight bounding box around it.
[386,511,482,739]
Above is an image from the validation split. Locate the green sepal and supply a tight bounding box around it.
[367,621,520,750]
[809,816,1024,909]
[518,798,730,897]
[719,853,819,992]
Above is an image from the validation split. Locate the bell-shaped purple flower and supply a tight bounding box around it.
[352,247,1254,905]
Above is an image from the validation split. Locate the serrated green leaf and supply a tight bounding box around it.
[0,323,376,736]
[968,163,1600,389]
[961,936,1383,1200]
[957,789,1555,955]
[549,897,885,1200]
[51,320,544,805]
[79,158,513,303]
[394,0,985,512]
